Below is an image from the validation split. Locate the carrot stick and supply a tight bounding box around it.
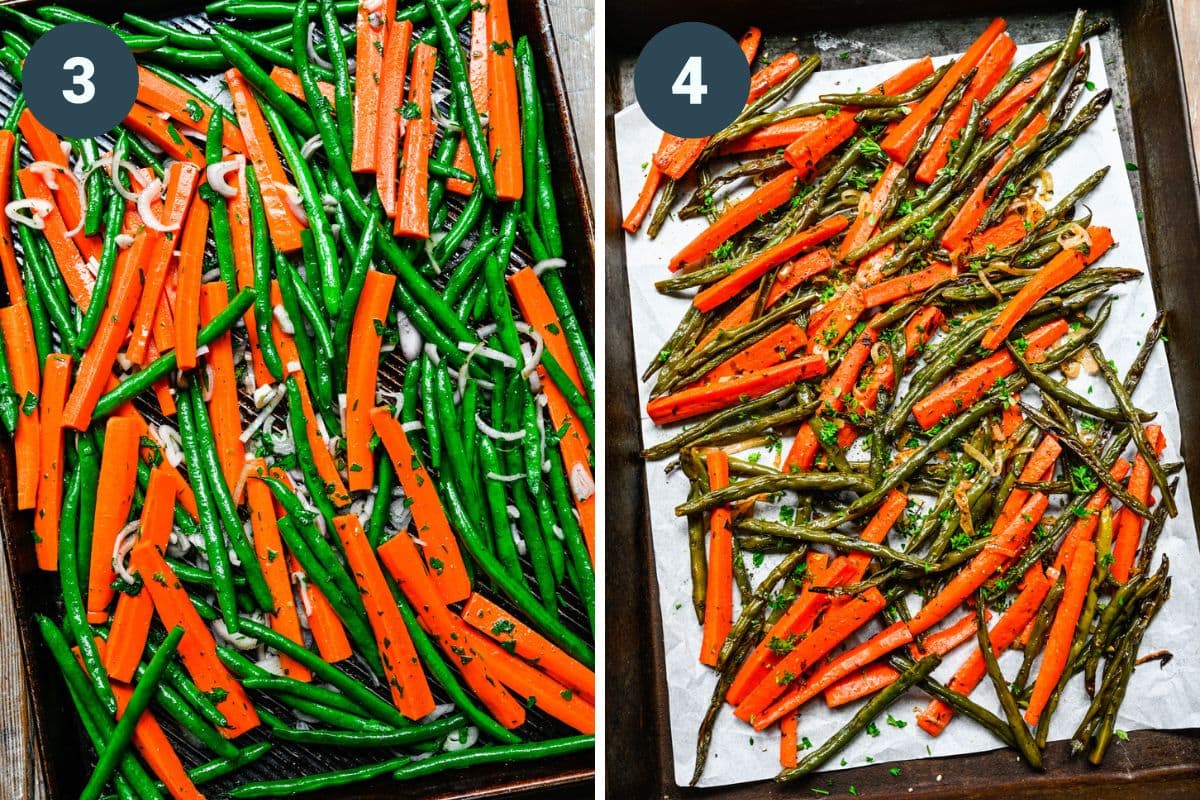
[692,213,849,311]
[126,163,201,365]
[227,172,272,389]
[269,65,336,107]
[915,566,1054,735]
[704,321,808,382]
[0,304,39,508]
[378,534,526,728]
[1052,458,1131,574]
[174,196,209,370]
[287,365,350,508]
[373,20,413,216]
[123,103,205,166]
[984,59,1055,133]
[941,113,1047,253]
[446,7,489,196]
[914,34,1016,184]
[979,227,1114,350]
[748,53,803,101]
[394,44,438,238]
[351,4,387,173]
[1110,425,1165,584]
[461,627,595,733]
[783,113,858,178]
[912,318,1068,429]
[370,407,471,602]
[845,307,944,423]
[910,609,989,659]
[806,282,865,354]
[825,662,902,708]
[622,163,663,233]
[757,620,913,730]
[993,434,1061,535]
[137,65,245,152]
[87,640,205,800]
[197,283,247,494]
[487,0,522,200]
[86,415,145,623]
[735,588,887,724]
[967,207,1045,256]
[105,467,177,682]
[862,262,957,309]
[780,712,799,768]
[718,117,826,156]
[1025,541,1095,725]
[333,515,435,720]
[0,131,25,303]
[133,543,260,737]
[880,18,1008,162]
[839,162,904,261]
[699,450,733,667]
[290,553,353,663]
[646,355,828,425]
[17,168,95,307]
[461,592,595,701]
[668,169,800,272]
[909,492,1050,636]
[346,271,396,491]
[33,353,71,571]
[19,111,102,261]
[244,459,310,681]
[226,68,305,253]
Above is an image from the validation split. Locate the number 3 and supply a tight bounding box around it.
[672,56,708,105]
[62,56,96,105]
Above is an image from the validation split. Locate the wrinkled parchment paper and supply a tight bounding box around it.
[614,37,1200,788]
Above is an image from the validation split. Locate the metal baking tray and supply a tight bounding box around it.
[605,1,1200,796]
[0,0,595,797]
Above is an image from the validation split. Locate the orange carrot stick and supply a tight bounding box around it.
[984,59,1055,133]
[783,113,858,178]
[446,8,489,196]
[780,712,799,768]
[1110,425,1165,584]
[880,18,1008,162]
[346,271,397,490]
[394,44,438,238]
[718,117,826,156]
[839,162,905,261]
[806,283,865,354]
[692,213,849,311]
[1025,542,1095,725]
[198,283,246,493]
[862,262,957,309]
[979,227,1114,350]
[17,169,95,307]
[0,304,39,508]
[646,355,828,425]
[351,5,387,173]
[622,162,663,234]
[86,415,145,623]
[699,450,732,667]
[123,103,205,166]
[174,196,209,370]
[34,353,71,570]
[269,65,336,106]
[334,515,435,719]
[378,534,526,728]
[825,662,903,708]
[374,21,414,216]
[912,319,1068,429]
[668,169,800,272]
[291,553,353,663]
[703,321,809,382]
[910,609,989,659]
[1052,458,1132,573]
[226,68,305,253]
[105,467,177,682]
[0,131,25,302]
[370,407,471,602]
[992,434,1061,535]
[487,0,523,200]
[133,543,260,737]
[244,459,310,681]
[137,65,244,151]
[967,207,1045,256]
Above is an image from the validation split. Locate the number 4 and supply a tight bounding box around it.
[672,56,707,105]
[62,56,96,105]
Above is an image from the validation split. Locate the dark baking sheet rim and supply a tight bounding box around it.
[604,1,1200,797]
[0,0,596,797]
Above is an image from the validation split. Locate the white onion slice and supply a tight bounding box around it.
[206,155,244,199]
[486,472,524,482]
[137,179,180,232]
[278,182,308,225]
[533,257,567,276]
[5,198,52,231]
[396,312,423,362]
[569,463,595,501]
[475,414,524,442]
[300,135,324,160]
[307,22,334,69]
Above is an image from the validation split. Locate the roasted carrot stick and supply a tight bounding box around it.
[967,207,1045,256]
[646,355,828,425]
[704,321,808,382]
[912,319,1068,429]
[346,271,397,491]
[86,415,145,623]
[33,353,71,571]
[992,434,1061,537]
[783,113,858,178]
[446,7,489,196]
[880,18,1008,162]
[699,450,733,667]
[806,282,865,354]
[105,467,177,682]
[244,459,309,681]
[0,304,39,508]
[622,163,663,234]
[133,543,260,737]
[174,196,209,370]
[984,59,1056,133]
[136,65,245,151]
[487,0,523,200]
[351,4,387,173]
[780,712,799,768]
[374,20,413,216]
[862,262,957,309]
[693,214,850,311]
[269,65,336,107]
[718,117,826,156]
[910,609,989,659]
[394,44,438,238]
[1025,542,1096,725]
[334,515,435,720]
[1052,458,1131,573]
[979,227,1114,350]
[1110,425,1165,584]
[839,162,905,261]
[226,68,305,253]
[370,407,471,602]
[378,534,526,728]
[228,177,272,389]
[824,662,902,708]
[669,169,800,272]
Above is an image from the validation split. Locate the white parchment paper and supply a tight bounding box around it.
[614,37,1200,788]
